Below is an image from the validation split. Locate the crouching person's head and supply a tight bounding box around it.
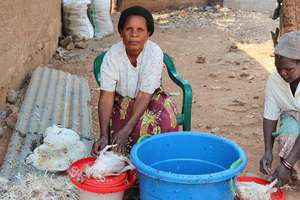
[275,31,300,83]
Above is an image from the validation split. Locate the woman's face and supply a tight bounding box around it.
[121,15,150,55]
[275,56,300,83]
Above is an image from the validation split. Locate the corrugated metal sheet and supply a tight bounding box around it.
[0,67,93,179]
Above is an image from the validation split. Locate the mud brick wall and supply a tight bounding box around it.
[0,0,61,108]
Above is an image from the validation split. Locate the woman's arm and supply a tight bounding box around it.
[99,90,115,138]
[113,91,152,154]
[260,118,278,174]
[271,134,300,186]
[91,90,115,156]
[263,118,277,154]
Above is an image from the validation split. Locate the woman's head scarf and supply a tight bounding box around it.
[275,31,300,60]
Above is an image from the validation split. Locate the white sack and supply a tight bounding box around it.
[63,0,94,39]
[89,0,113,38]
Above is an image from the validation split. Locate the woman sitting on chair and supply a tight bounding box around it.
[91,6,178,156]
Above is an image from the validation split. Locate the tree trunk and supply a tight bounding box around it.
[280,0,300,34]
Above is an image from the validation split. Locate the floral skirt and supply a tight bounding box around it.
[110,89,179,144]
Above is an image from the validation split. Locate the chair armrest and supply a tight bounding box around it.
[93,51,107,86]
[163,53,192,131]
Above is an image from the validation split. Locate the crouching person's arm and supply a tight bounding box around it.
[272,135,300,186]
[260,118,277,175]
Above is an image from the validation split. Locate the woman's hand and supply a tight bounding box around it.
[271,163,292,186]
[260,118,277,175]
[91,137,109,157]
[110,91,152,155]
[112,128,131,155]
[260,151,273,175]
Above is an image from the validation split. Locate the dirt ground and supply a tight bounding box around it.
[1,6,299,199]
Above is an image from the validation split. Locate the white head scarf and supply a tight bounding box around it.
[275,31,300,60]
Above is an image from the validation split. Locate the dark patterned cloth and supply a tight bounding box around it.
[111,89,179,144]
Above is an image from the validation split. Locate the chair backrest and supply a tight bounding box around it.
[93,51,192,130]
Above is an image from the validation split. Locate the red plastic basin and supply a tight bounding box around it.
[67,157,137,194]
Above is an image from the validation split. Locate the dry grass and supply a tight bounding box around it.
[0,173,79,200]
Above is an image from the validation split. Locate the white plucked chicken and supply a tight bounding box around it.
[236,179,278,200]
[84,145,135,179]
[26,125,87,171]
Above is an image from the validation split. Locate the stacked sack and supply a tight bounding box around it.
[89,0,114,38]
[63,0,113,40]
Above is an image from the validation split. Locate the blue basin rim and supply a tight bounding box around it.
[131,132,248,184]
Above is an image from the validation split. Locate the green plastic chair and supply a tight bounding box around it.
[93,51,192,130]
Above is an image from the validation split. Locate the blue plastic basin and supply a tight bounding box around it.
[130,131,247,200]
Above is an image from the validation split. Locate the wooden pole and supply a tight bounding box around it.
[280,0,300,34]
[271,0,300,46]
